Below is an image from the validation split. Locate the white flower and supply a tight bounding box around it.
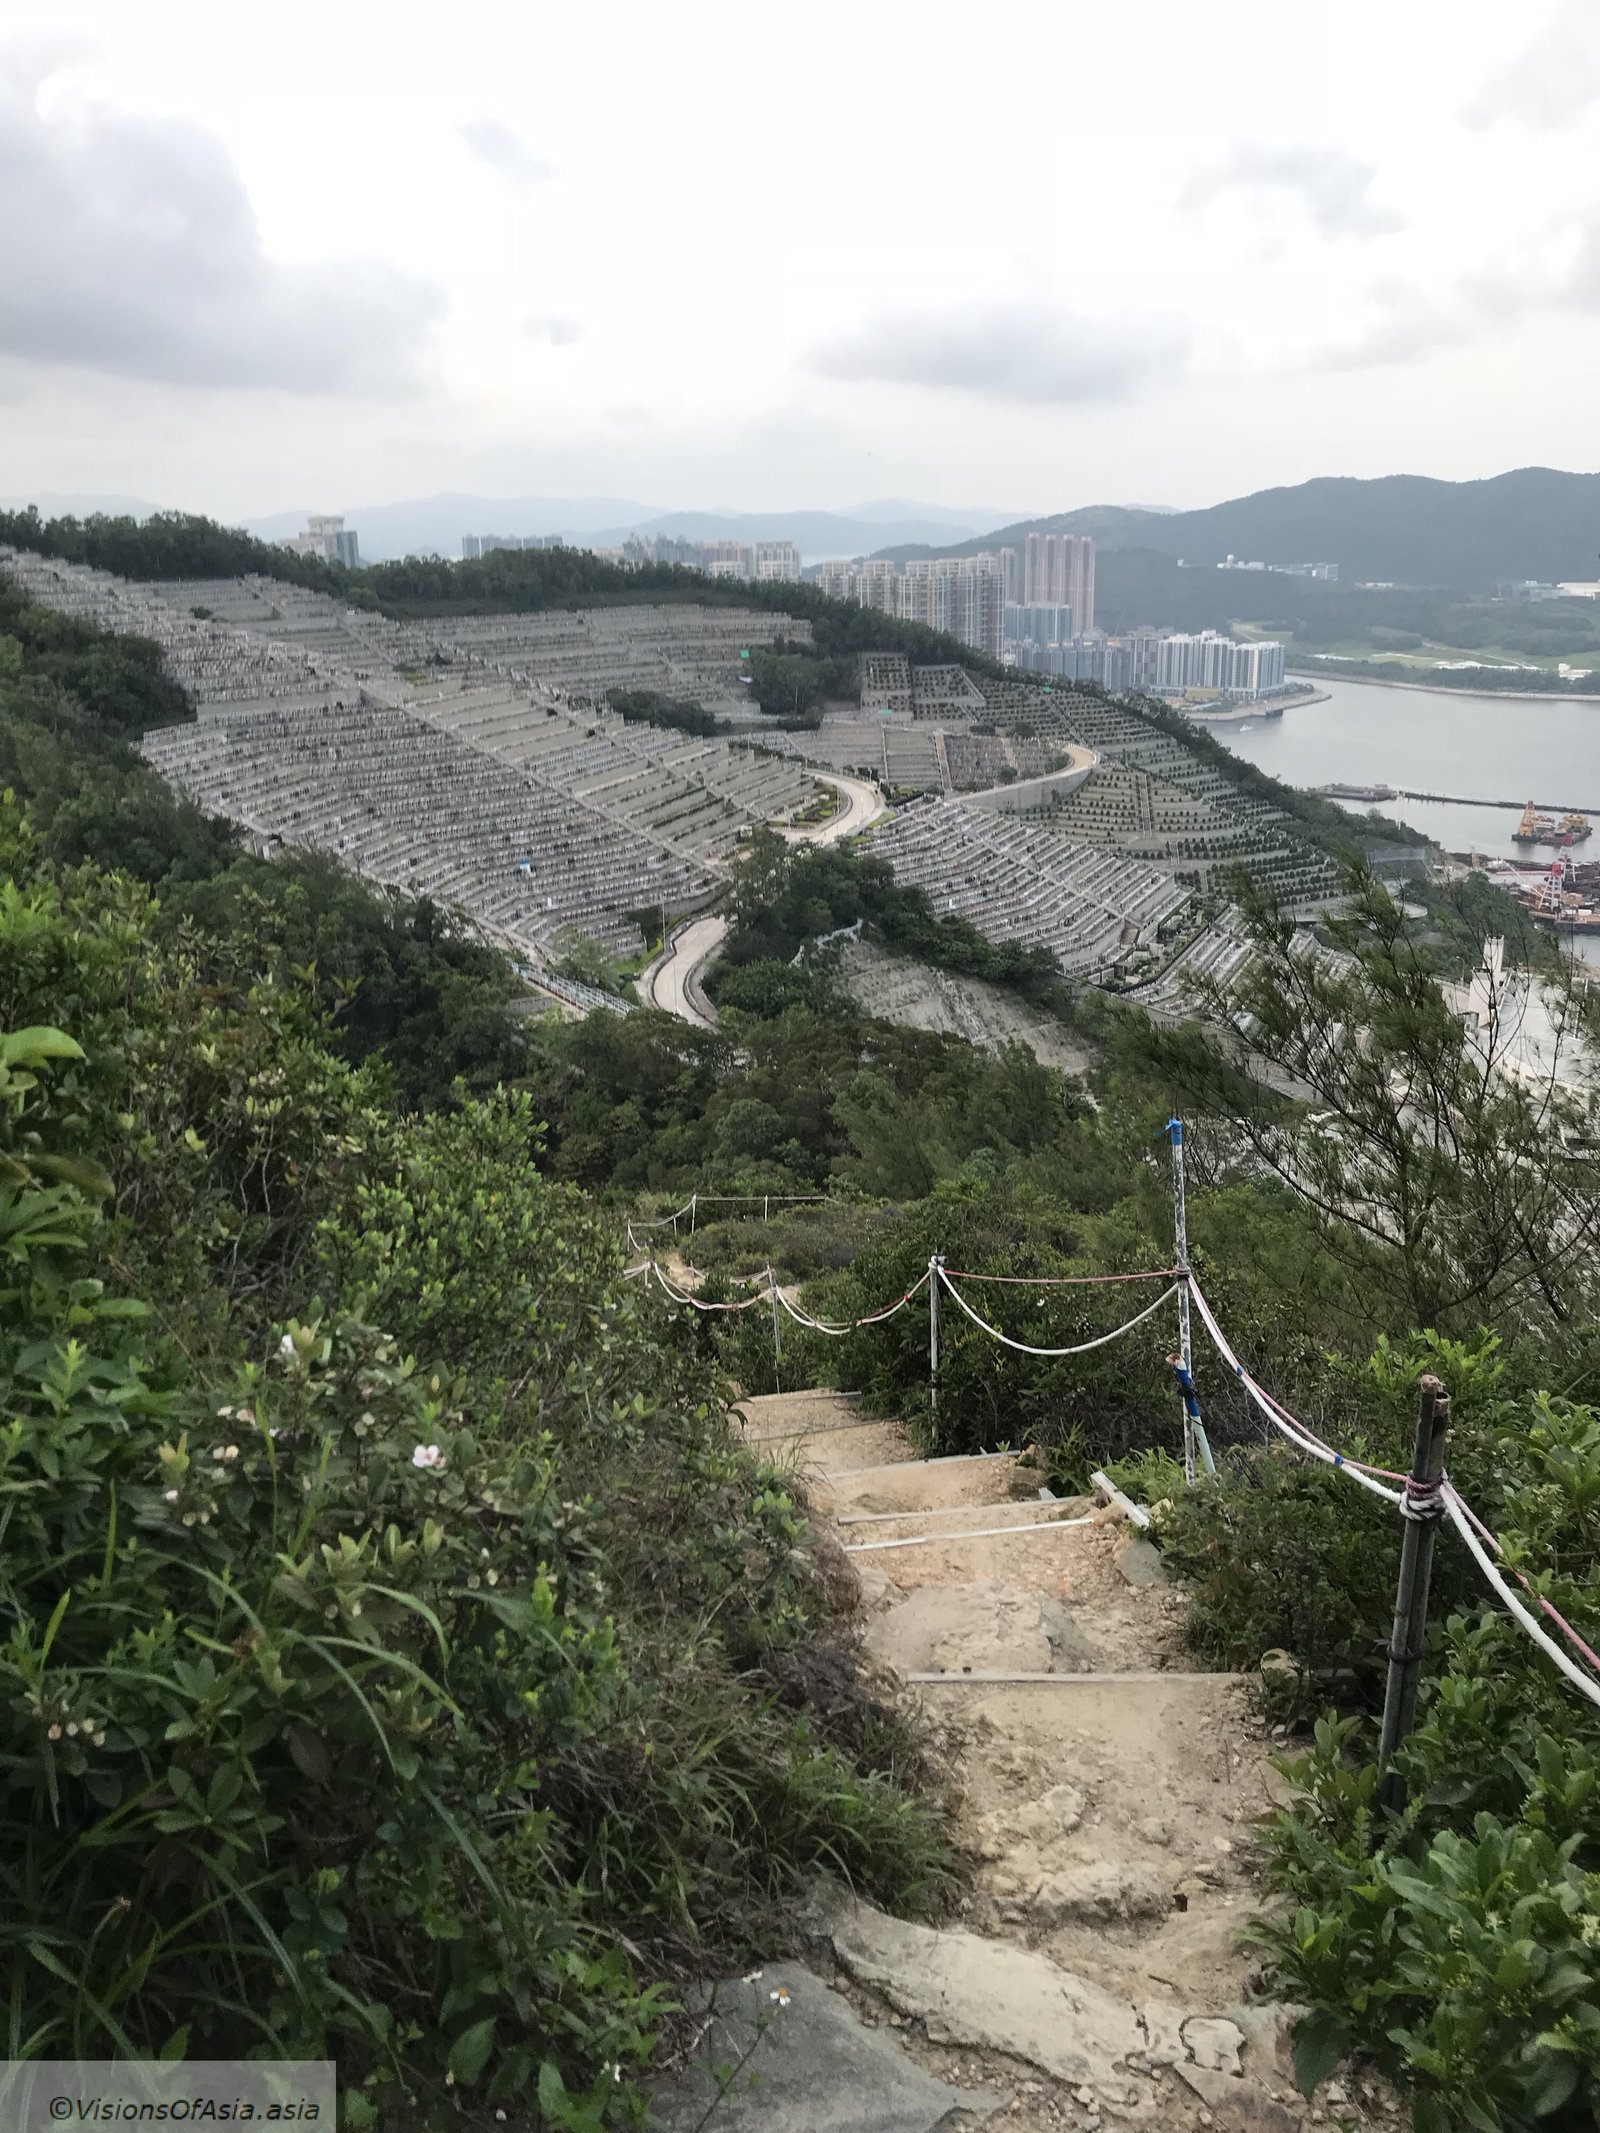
[743,1970,764,1983]
[769,1985,792,2006]
[279,1334,296,1358]
[411,1444,445,1470]
[47,1724,61,1741]
[236,1407,254,1424]
[163,1488,180,1504]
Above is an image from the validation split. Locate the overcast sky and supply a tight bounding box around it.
[4,0,1600,522]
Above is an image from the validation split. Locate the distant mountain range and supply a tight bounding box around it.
[242,495,1023,563]
[15,473,1596,587]
[872,469,1600,590]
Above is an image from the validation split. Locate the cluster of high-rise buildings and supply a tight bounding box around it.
[622,535,803,582]
[813,530,1097,661]
[814,555,1008,655]
[1010,626,1285,700]
[284,515,361,567]
[461,532,570,558]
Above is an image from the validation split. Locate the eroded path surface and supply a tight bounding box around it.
[688,1392,1403,2133]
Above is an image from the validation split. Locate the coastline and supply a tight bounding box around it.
[1288,668,1600,705]
[1179,687,1331,722]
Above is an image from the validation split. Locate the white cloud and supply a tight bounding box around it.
[808,300,1191,406]
[1464,3,1600,128]
[0,43,442,391]
[1304,207,1600,372]
[524,313,582,346]
[458,116,555,191]
[1182,143,1402,237]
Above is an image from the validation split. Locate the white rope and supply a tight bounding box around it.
[937,1267,1177,1358]
[650,1261,767,1313]
[629,1197,697,1230]
[773,1269,930,1337]
[1187,1281,1404,1507]
[1441,1487,1600,1711]
[845,1513,1097,1554]
[775,1286,854,1337]
[692,1192,829,1206]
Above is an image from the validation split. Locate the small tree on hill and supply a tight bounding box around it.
[1140,869,1600,1330]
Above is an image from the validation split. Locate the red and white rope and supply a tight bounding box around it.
[937,1266,1177,1358]
[944,1266,1178,1287]
[1443,1483,1600,1685]
[1187,1279,1405,1506]
[1441,1486,1600,1710]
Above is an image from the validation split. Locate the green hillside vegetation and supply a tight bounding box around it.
[6,570,1600,2127]
[0,504,354,598]
[0,600,953,2125]
[1091,551,1600,688]
[877,467,1600,591]
[604,688,726,738]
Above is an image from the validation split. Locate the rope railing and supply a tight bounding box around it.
[1187,1277,1407,1507]
[936,1266,1179,1359]
[1441,1488,1600,1710]
[622,1127,1600,1726]
[944,1266,1179,1286]
[1443,1484,1600,1689]
[774,1270,930,1337]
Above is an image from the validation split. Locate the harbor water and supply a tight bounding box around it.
[1212,675,1600,864]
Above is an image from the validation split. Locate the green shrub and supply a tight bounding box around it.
[0,829,956,2122]
[1253,1721,1600,2132]
[1240,1370,1600,2130]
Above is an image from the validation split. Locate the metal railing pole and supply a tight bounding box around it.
[1376,1373,1451,1819]
[928,1254,943,1433]
[1167,1118,1215,1479]
[767,1264,782,1393]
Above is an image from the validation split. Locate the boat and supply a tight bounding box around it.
[1514,802,1555,843]
[1514,803,1592,847]
[1319,782,1396,803]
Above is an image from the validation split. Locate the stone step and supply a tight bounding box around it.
[648,1961,1003,2131]
[813,1891,1297,2127]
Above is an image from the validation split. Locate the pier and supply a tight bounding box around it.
[1397,790,1600,813]
[1320,786,1600,815]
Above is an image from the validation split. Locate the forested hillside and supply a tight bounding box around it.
[1088,550,1600,686]
[878,467,1600,590]
[0,590,951,2125]
[5,574,1600,2130]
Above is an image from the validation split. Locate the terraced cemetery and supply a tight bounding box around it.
[0,549,829,960]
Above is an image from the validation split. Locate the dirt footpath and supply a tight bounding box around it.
[730,1393,1404,2133]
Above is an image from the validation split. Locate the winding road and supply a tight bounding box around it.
[636,772,884,1028]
